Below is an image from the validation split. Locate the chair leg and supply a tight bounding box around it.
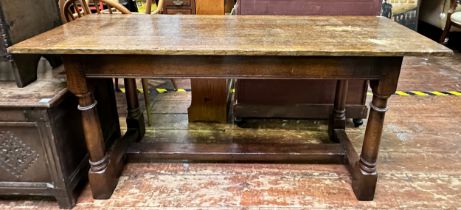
[141,79,153,126]
[114,78,120,92]
[171,79,178,90]
[440,20,452,44]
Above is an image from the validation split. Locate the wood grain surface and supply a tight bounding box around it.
[8,15,452,57]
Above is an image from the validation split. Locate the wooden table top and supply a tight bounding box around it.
[8,15,452,57]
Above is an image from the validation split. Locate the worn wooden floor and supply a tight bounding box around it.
[1,55,461,209]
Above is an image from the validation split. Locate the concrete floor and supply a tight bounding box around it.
[1,55,461,208]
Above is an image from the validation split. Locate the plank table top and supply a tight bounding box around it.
[8,15,452,57]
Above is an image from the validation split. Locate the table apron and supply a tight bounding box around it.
[63,55,403,80]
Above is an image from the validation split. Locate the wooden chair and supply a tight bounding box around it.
[59,0,131,23]
[440,0,461,43]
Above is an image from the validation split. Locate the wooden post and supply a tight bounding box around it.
[124,78,146,141]
[329,80,348,142]
[63,58,114,198]
[352,58,402,200]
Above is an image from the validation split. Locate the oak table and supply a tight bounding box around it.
[8,15,452,201]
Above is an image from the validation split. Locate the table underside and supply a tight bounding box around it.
[62,55,403,201]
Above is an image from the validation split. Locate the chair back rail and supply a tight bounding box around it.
[59,0,130,23]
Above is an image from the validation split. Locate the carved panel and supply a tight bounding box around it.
[0,130,39,178]
[0,16,12,61]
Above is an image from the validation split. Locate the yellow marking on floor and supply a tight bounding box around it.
[177,88,186,92]
[119,88,125,93]
[448,91,461,96]
[395,91,410,96]
[231,88,235,93]
[367,92,373,96]
[411,91,428,96]
[156,88,167,93]
[137,88,144,94]
[431,91,447,96]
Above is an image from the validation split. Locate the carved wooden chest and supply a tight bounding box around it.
[0,0,62,87]
[0,77,120,208]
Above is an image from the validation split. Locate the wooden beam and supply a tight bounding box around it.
[127,142,345,163]
[336,129,359,171]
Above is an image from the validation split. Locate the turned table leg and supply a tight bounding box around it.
[329,80,348,142]
[352,58,402,200]
[124,78,145,141]
[352,91,388,200]
[64,60,117,199]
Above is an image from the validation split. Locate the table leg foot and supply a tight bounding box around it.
[337,128,377,201]
[352,165,378,201]
[88,129,134,199]
[88,168,118,199]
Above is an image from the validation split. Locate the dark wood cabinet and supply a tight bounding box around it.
[236,0,381,15]
[0,78,120,208]
[234,0,381,121]
[165,0,192,6]
[163,0,196,14]
[235,80,369,119]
